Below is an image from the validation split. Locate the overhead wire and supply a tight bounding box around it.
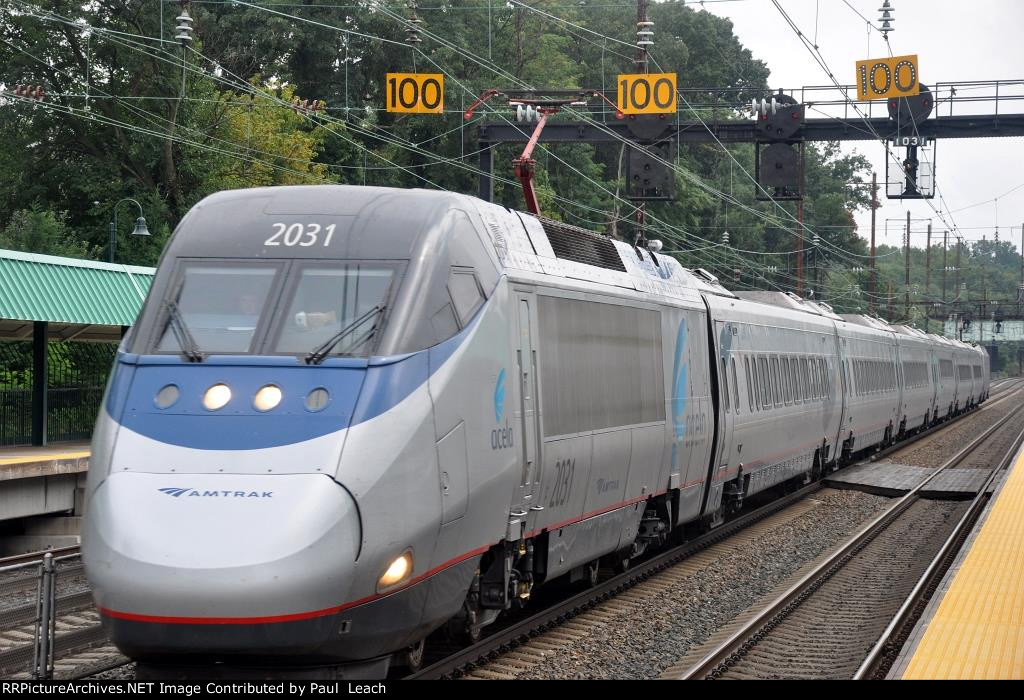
[10,0,890,296]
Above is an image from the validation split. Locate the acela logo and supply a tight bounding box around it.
[494,368,506,423]
[490,368,513,451]
[158,487,273,498]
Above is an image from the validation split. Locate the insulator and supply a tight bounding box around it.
[721,231,730,245]
[636,31,654,39]
[175,11,193,24]
[636,40,654,47]
[515,104,538,123]
[636,21,654,28]
[406,9,423,44]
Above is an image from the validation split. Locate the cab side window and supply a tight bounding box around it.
[448,268,484,327]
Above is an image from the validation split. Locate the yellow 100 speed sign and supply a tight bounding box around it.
[617,73,677,115]
[385,73,444,114]
[855,55,920,101]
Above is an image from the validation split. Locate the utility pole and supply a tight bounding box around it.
[869,172,878,314]
[904,210,911,322]
[633,0,650,245]
[955,237,962,303]
[925,222,932,331]
[888,279,894,322]
[797,201,805,296]
[943,230,948,303]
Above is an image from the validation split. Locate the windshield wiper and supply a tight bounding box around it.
[163,300,204,362]
[304,305,385,365]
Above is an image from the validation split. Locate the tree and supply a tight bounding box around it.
[0,207,97,259]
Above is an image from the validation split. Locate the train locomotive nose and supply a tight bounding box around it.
[83,471,361,664]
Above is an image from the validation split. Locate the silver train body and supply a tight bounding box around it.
[82,186,990,677]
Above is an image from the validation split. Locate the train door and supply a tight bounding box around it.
[928,349,938,415]
[894,341,905,425]
[832,328,849,454]
[510,291,543,538]
[711,321,735,481]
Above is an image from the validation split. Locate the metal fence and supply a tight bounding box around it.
[0,341,32,447]
[0,551,103,679]
[0,341,117,446]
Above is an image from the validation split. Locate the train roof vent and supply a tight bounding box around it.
[693,268,719,284]
[538,218,627,272]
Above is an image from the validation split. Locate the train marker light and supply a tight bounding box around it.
[155,384,180,409]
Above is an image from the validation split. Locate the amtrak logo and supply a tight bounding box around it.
[158,487,273,498]
[494,369,506,423]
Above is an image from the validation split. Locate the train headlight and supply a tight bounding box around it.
[202,384,232,411]
[377,551,413,591]
[253,385,282,412]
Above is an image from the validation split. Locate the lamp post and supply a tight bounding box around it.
[109,198,150,263]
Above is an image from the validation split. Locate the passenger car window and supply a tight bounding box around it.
[771,357,781,406]
[745,357,755,412]
[721,358,730,412]
[759,357,770,408]
[731,358,740,413]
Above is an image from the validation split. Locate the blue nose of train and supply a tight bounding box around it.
[108,355,366,452]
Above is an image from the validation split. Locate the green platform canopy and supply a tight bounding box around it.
[0,250,155,444]
[0,249,154,341]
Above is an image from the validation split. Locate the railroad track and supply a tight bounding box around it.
[0,550,126,680]
[668,395,1024,680]
[406,385,1022,680]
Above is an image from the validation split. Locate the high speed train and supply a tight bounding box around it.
[82,185,989,678]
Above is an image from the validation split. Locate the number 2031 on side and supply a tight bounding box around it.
[264,223,337,247]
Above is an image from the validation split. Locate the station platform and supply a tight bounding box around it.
[0,443,90,545]
[825,461,992,498]
[888,441,1024,679]
[0,442,90,479]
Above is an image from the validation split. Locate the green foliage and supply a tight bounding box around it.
[0,0,927,301]
[0,207,97,258]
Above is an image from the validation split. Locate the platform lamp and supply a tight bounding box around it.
[109,198,150,263]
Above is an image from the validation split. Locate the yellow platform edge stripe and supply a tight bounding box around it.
[0,450,91,466]
[901,444,1024,679]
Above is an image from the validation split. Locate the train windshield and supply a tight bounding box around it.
[157,264,278,354]
[153,261,396,358]
[275,265,394,358]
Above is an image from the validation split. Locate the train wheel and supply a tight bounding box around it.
[396,639,426,673]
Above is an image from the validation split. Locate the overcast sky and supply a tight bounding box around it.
[700,0,1024,253]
